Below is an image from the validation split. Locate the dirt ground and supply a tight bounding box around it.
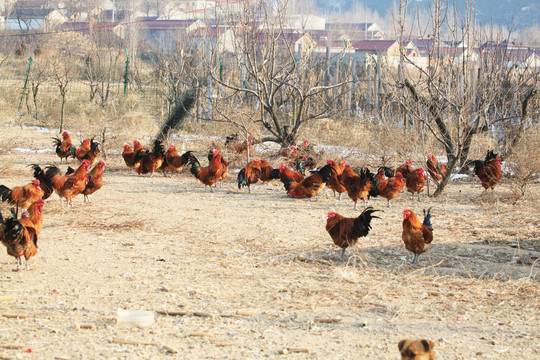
[0,124,539,359]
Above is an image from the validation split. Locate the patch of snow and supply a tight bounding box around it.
[12,148,54,154]
[253,142,281,154]
[23,126,56,133]
[171,134,223,142]
[450,173,470,180]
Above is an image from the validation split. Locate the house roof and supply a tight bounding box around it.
[59,21,121,31]
[326,22,374,31]
[351,40,397,52]
[136,19,200,30]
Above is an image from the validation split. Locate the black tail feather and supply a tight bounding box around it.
[0,185,13,203]
[157,88,197,141]
[52,137,62,149]
[269,168,280,180]
[90,137,100,153]
[1,209,24,243]
[30,164,54,200]
[423,208,433,232]
[189,154,201,177]
[316,164,334,183]
[377,166,394,178]
[44,165,61,184]
[238,168,247,190]
[353,207,381,237]
[281,177,294,192]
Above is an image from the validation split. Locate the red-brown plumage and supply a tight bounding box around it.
[340,166,376,210]
[122,143,139,168]
[26,198,44,236]
[282,164,333,198]
[406,167,428,201]
[395,160,414,179]
[237,163,261,192]
[477,157,502,190]
[53,131,74,162]
[0,210,39,270]
[228,135,253,154]
[426,153,448,181]
[76,138,100,166]
[208,147,228,181]
[402,208,433,264]
[165,145,191,173]
[279,163,304,182]
[82,160,105,202]
[255,159,277,182]
[377,171,405,207]
[0,179,44,210]
[326,159,347,200]
[136,140,165,176]
[133,139,146,153]
[189,150,225,191]
[45,160,90,204]
[326,207,380,258]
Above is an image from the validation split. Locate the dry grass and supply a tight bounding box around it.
[0,124,539,359]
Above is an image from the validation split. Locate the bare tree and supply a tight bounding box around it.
[391,0,538,196]
[46,31,91,132]
[205,0,351,146]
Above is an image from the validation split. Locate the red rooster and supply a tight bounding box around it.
[165,145,192,173]
[237,161,261,193]
[76,138,100,166]
[406,167,428,201]
[135,140,166,176]
[256,159,279,183]
[326,207,380,258]
[44,160,90,206]
[376,171,405,207]
[472,150,502,191]
[189,150,224,192]
[281,164,334,198]
[395,160,414,179]
[82,160,105,202]
[402,208,433,264]
[0,208,38,270]
[26,198,44,236]
[122,143,140,168]
[52,131,76,163]
[326,159,347,200]
[279,163,304,183]
[341,166,377,210]
[426,153,448,181]
[0,179,44,211]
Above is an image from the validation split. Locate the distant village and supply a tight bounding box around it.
[1,0,539,72]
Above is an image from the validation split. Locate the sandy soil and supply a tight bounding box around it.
[0,125,539,359]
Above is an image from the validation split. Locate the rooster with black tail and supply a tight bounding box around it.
[281,163,334,198]
[402,207,434,264]
[326,207,381,258]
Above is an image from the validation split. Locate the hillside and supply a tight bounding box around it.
[317,0,539,29]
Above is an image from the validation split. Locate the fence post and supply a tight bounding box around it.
[124,48,129,96]
[18,56,33,113]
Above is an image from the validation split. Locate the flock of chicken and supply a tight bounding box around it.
[0,129,503,270]
[0,131,105,269]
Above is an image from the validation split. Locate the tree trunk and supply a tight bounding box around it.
[433,156,459,197]
[59,91,66,133]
